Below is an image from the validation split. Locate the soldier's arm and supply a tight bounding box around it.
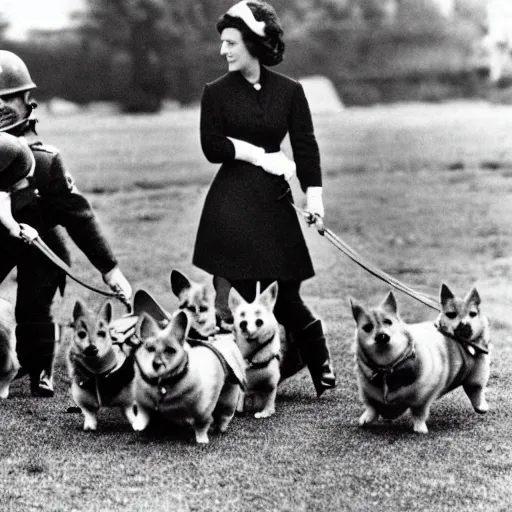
[43,151,118,275]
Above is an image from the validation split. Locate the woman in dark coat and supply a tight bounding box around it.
[193,0,335,396]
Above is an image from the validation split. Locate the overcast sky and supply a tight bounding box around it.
[1,0,85,39]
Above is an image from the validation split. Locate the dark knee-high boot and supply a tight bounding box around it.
[294,319,336,397]
[279,333,306,383]
[16,322,59,397]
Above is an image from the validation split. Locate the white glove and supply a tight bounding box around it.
[103,267,132,300]
[306,187,324,218]
[228,137,265,166]
[19,223,39,243]
[258,151,296,181]
[0,192,21,238]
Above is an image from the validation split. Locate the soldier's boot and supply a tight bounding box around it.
[16,322,59,397]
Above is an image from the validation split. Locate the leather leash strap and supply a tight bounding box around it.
[19,223,130,308]
[291,203,440,311]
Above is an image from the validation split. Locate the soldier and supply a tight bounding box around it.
[0,51,131,397]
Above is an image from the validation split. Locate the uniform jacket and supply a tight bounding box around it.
[193,66,321,281]
[6,140,117,275]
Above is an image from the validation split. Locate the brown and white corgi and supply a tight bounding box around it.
[229,282,282,418]
[67,300,137,431]
[132,310,246,444]
[351,284,490,433]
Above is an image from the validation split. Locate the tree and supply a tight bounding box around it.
[79,0,168,112]
[0,13,9,41]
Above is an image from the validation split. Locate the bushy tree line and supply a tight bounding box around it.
[0,0,488,109]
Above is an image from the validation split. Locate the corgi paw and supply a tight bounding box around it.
[216,419,232,433]
[0,386,10,399]
[413,421,428,434]
[124,404,138,426]
[132,415,150,432]
[474,399,489,414]
[254,408,275,419]
[83,418,98,431]
[358,409,378,426]
[195,433,209,444]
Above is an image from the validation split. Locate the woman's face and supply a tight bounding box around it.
[220,28,258,73]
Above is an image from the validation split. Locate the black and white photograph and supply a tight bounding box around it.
[0,0,511,510]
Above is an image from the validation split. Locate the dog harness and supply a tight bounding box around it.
[187,337,246,388]
[134,351,190,410]
[357,333,418,403]
[134,338,247,411]
[434,323,489,355]
[134,351,189,388]
[71,349,135,407]
[245,343,281,370]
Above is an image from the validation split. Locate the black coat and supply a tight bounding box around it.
[193,66,322,281]
[1,141,118,279]
[0,140,118,324]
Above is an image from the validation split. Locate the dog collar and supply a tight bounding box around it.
[247,353,281,370]
[358,334,418,403]
[434,323,489,355]
[358,334,416,381]
[71,346,119,377]
[187,327,215,342]
[75,356,135,407]
[244,332,280,370]
[134,351,189,389]
[243,331,276,362]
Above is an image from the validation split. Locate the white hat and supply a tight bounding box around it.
[226,1,266,37]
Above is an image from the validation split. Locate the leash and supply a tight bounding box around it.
[290,203,440,311]
[19,223,131,309]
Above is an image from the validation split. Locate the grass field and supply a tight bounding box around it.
[1,101,512,511]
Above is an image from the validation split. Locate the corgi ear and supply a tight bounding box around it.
[228,287,246,313]
[72,300,88,323]
[259,281,279,311]
[201,284,213,303]
[440,283,455,307]
[350,298,369,325]
[136,313,160,340]
[464,287,481,306]
[170,310,189,344]
[381,291,398,315]
[170,270,191,298]
[99,300,113,324]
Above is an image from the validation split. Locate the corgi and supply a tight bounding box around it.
[351,284,490,434]
[132,310,246,444]
[0,298,20,399]
[228,282,282,419]
[170,269,217,339]
[171,270,305,384]
[67,300,137,431]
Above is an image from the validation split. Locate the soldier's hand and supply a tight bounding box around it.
[103,267,132,301]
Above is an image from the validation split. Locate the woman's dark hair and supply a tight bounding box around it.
[217,1,285,66]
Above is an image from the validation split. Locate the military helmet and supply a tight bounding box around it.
[0,51,37,96]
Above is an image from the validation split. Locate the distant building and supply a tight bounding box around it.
[481,0,512,82]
